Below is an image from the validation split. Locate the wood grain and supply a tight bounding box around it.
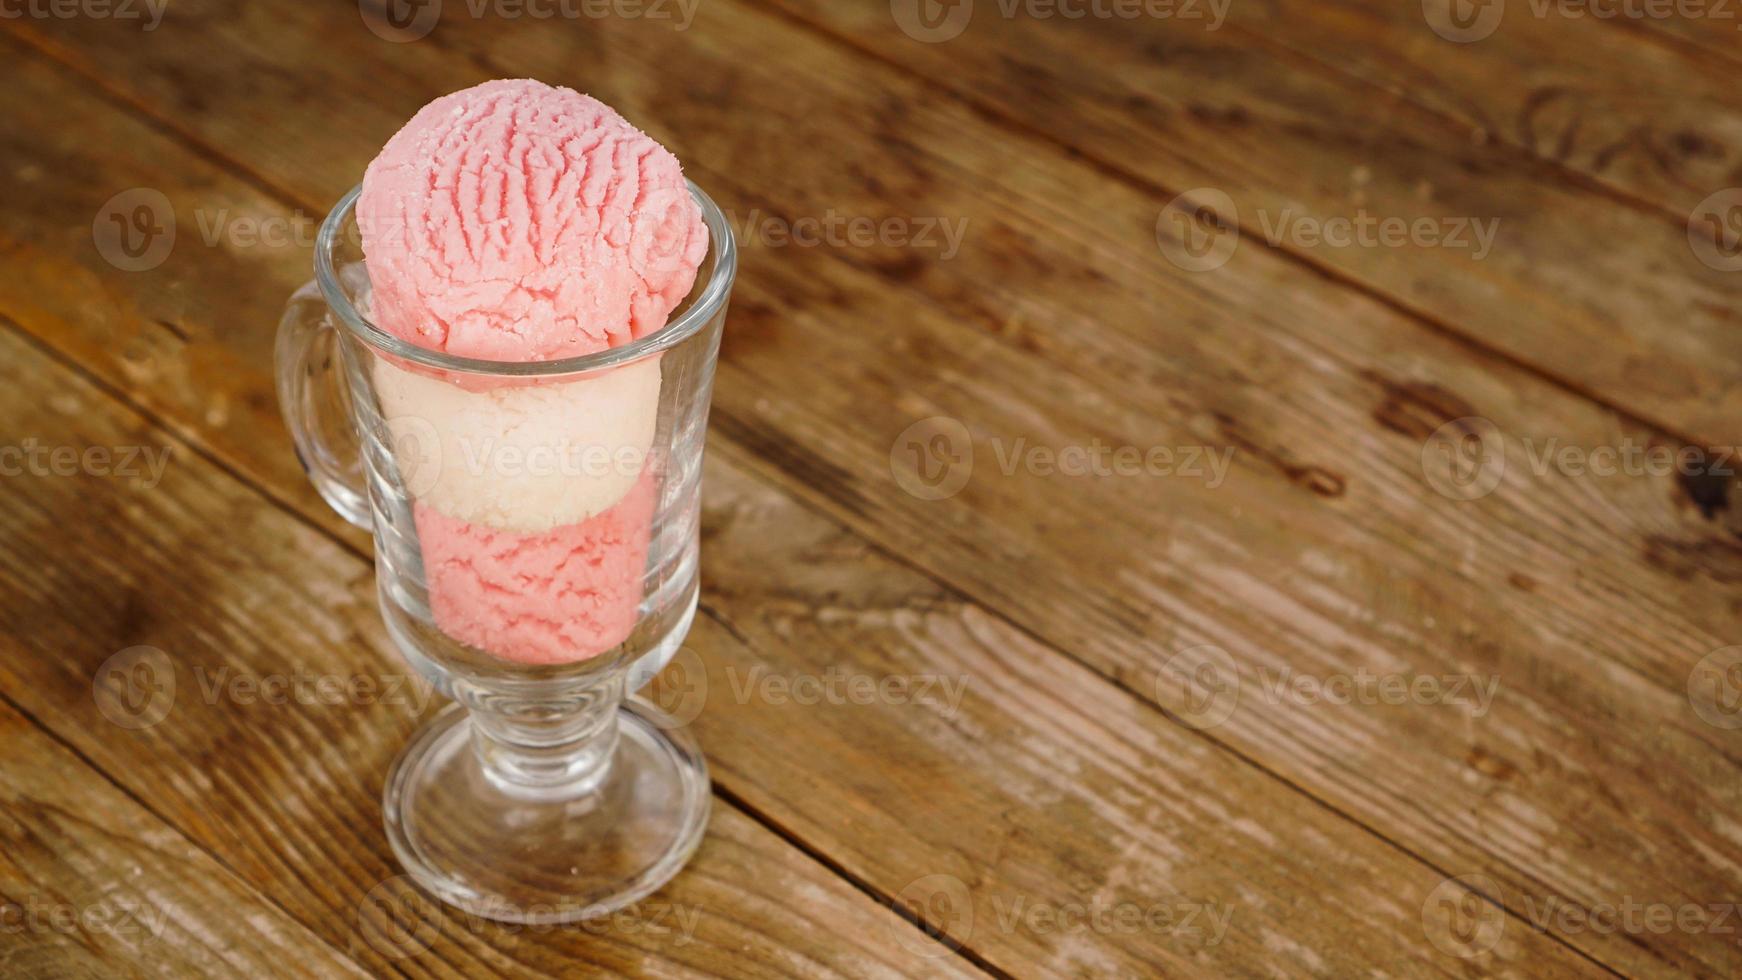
[0,0,1736,975]
[0,21,1604,977]
[1626,7,1742,69]
[0,698,371,977]
[755,0,1741,443]
[15,4,1728,973]
[1212,0,1742,214]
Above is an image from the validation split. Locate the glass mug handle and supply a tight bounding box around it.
[275,280,374,530]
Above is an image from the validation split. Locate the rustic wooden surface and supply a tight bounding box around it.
[0,0,1737,975]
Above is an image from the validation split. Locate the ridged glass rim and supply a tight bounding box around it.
[315,180,737,375]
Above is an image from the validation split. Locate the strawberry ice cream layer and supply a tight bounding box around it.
[359,79,707,665]
[416,473,657,666]
[358,79,707,362]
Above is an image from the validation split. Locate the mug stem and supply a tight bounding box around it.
[455,671,625,800]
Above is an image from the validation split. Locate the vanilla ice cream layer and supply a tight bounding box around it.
[373,355,661,533]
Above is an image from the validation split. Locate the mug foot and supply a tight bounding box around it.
[383,698,710,924]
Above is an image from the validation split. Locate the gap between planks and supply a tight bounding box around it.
[703,755,1017,980]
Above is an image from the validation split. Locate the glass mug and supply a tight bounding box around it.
[276,182,734,923]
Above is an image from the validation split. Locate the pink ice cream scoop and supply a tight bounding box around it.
[359,78,708,361]
[415,473,657,666]
[359,79,708,665]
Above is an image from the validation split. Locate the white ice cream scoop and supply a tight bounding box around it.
[372,355,662,533]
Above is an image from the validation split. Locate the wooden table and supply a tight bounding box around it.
[1,0,1737,975]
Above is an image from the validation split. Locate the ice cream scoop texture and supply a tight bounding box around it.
[359,78,708,362]
[416,473,657,665]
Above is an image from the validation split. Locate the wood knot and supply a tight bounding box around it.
[1368,375,1479,442]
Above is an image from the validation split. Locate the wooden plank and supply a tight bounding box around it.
[0,697,370,977]
[0,31,1604,978]
[7,5,1738,973]
[750,0,1741,443]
